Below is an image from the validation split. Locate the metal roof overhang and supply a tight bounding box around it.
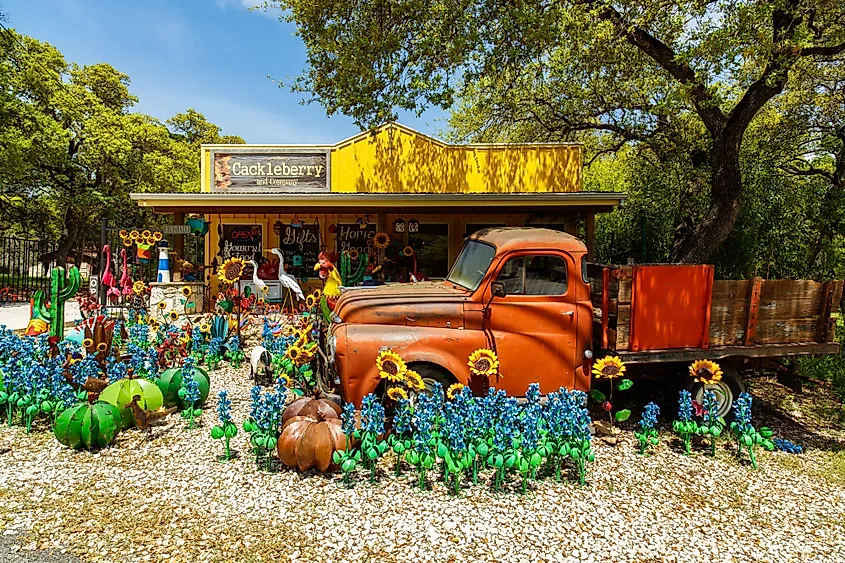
[130,192,627,214]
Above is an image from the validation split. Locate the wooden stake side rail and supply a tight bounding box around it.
[616,342,841,364]
[587,263,844,360]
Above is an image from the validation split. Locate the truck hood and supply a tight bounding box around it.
[333,282,468,328]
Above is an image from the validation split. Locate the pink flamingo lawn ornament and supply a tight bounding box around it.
[119,248,133,296]
[101,245,120,303]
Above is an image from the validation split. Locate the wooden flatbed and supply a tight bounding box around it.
[587,263,843,364]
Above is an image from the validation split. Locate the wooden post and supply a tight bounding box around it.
[601,267,610,349]
[585,211,595,261]
[816,281,835,343]
[743,277,762,346]
[172,211,184,282]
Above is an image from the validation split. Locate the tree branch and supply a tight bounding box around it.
[583,1,727,135]
[800,41,845,57]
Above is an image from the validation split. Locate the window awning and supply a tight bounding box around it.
[130,191,626,214]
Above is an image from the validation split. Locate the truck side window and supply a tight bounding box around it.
[496,255,568,295]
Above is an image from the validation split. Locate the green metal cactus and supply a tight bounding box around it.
[33,265,81,340]
[340,251,368,286]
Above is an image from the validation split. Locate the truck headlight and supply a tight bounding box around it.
[584,349,593,359]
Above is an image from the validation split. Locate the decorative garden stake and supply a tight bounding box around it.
[773,438,803,454]
[730,392,774,468]
[634,402,660,455]
[672,390,698,455]
[358,393,387,483]
[211,390,237,461]
[332,402,360,486]
[33,265,82,339]
[178,357,203,429]
[389,399,413,475]
[590,356,632,430]
[698,391,724,457]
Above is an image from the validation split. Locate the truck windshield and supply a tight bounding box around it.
[446,240,496,291]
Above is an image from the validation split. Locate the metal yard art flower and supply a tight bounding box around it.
[373,232,391,249]
[218,257,246,285]
[592,356,626,379]
[376,348,407,382]
[468,348,499,379]
[689,359,723,385]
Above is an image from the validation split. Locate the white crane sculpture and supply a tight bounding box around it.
[269,248,305,310]
[249,260,268,295]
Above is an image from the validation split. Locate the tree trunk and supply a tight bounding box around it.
[671,135,743,263]
[55,217,80,269]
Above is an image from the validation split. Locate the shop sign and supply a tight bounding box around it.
[336,223,377,254]
[161,225,191,235]
[221,224,262,277]
[212,150,329,192]
[277,223,320,270]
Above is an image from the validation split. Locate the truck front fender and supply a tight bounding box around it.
[333,323,486,406]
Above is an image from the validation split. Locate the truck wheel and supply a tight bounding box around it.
[408,363,454,403]
[686,365,745,420]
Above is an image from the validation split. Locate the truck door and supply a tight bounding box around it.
[484,252,578,395]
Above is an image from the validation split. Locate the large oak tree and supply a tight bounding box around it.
[270,0,845,262]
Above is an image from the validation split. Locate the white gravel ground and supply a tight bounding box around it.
[1,364,844,563]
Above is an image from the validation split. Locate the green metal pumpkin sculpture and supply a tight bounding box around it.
[156,366,211,408]
[99,378,164,429]
[54,401,122,450]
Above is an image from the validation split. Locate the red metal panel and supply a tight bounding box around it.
[629,265,715,352]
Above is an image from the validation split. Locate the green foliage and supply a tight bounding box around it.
[273,0,845,263]
[0,29,241,257]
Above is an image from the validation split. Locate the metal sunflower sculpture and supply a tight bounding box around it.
[405,369,425,392]
[386,386,408,401]
[218,257,246,285]
[468,348,500,379]
[376,348,407,382]
[373,232,391,249]
[689,359,723,385]
[592,356,626,379]
[447,383,465,400]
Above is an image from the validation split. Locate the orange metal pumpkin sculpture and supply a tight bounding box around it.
[281,395,341,425]
[277,414,348,472]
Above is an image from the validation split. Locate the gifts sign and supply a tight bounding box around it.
[277,223,320,269]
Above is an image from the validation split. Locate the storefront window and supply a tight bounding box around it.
[409,223,449,278]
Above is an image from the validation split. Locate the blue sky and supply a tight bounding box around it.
[1,0,447,143]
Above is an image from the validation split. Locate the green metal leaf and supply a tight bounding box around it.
[614,409,632,422]
[616,378,634,391]
[589,389,606,403]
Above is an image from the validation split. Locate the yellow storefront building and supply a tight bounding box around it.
[131,123,624,299]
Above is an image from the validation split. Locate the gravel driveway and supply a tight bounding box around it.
[1,365,844,563]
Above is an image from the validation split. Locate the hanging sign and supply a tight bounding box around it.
[336,223,377,254]
[277,223,320,269]
[212,150,329,192]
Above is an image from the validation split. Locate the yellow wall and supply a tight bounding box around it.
[201,123,582,194]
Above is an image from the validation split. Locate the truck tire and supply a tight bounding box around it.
[686,364,745,420]
[408,363,454,402]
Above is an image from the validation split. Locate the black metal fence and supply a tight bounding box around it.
[0,237,57,303]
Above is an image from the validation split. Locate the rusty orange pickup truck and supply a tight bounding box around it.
[322,228,842,417]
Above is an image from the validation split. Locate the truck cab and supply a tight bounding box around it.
[326,228,593,405]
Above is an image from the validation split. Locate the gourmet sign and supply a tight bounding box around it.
[213,151,329,192]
